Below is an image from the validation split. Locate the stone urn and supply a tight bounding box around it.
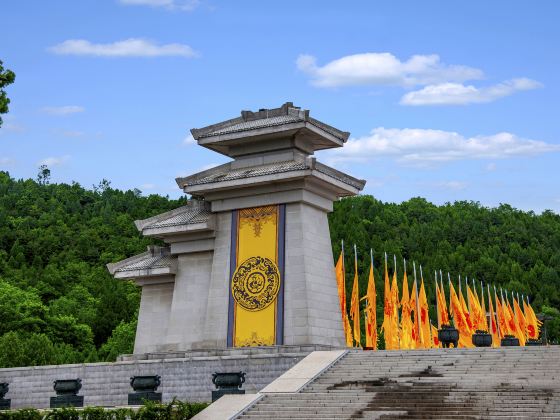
[128,375,162,405]
[211,372,246,402]
[130,375,161,392]
[438,324,459,348]
[53,379,82,396]
[501,335,520,347]
[472,330,492,347]
[0,383,8,399]
[526,338,542,346]
[50,379,83,408]
[212,372,246,389]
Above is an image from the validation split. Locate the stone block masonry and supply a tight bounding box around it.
[0,346,332,409]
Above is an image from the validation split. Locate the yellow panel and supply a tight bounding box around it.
[233,206,279,347]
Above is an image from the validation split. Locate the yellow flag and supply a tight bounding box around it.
[410,279,420,349]
[479,284,488,331]
[512,296,526,346]
[400,268,413,350]
[418,279,431,349]
[350,249,361,347]
[364,254,377,349]
[487,287,500,347]
[390,262,400,349]
[449,281,473,348]
[431,324,441,348]
[335,251,353,347]
[467,284,484,331]
[382,257,395,350]
[523,299,541,340]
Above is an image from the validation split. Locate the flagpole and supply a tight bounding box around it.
[447,272,452,319]
[481,280,486,327]
[435,270,440,329]
[413,262,421,345]
[439,270,444,299]
[494,285,501,339]
[341,239,345,284]
[487,284,494,338]
[353,244,358,348]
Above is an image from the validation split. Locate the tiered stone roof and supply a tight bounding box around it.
[135,200,214,237]
[107,246,176,279]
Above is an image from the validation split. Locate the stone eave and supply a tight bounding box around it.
[106,246,177,280]
[142,219,215,238]
[134,201,213,238]
[182,166,364,198]
[190,102,349,157]
[195,122,345,157]
[113,266,175,279]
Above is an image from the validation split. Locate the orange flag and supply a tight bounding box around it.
[431,324,441,348]
[410,276,420,349]
[467,284,484,331]
[350,246,361,347]
[449,280,473,348]
[439,275,450,326]
[495,289,508,338]
[523,298,541,340]
[364,250,377,349]
[487,285,499,347]
[400,264,413,350]
[381,254,395,350]
[418,278,431,349]
[390,257,401,349]
[505,297,520,341]
[335,248,353,347]
[513,295,527,346]
[459,283,473,332]
[479,282,488,331]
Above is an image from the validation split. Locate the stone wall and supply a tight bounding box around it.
[0,346,332,409]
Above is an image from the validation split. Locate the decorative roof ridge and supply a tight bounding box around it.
[106,245,171,275]
[182,158,314,187]
[175,162,232,190]
[135,200,211,231]
[191,102,305,140]
[314,161,366,190]
[308,116,350,142]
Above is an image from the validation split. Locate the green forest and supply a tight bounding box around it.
[0,170,559,368]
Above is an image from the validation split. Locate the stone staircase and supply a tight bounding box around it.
[237,346,560,419]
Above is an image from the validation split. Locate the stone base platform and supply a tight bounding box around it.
[0,345,337,409]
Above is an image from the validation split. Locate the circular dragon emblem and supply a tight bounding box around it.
[231,256,280,311]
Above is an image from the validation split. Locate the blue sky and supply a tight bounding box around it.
[2,1,559,213]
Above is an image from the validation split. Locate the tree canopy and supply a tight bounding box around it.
[0,60,15,127]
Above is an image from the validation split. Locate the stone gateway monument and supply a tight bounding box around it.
[108,102,365,354]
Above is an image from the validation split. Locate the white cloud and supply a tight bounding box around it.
[119,0,200,11]
[401,78,542,106]
[486,162,497,172]
[42,105,85,116]
[434,181,468,191]
[140,183,156,190]
[296,52,483,88]
[39,155,70,167]
[183,134,196,145]
[326,127,560,166]
[0,158,16,167]
[49,38,197,58]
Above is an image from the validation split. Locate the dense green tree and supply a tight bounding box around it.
[0,60,15,127]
